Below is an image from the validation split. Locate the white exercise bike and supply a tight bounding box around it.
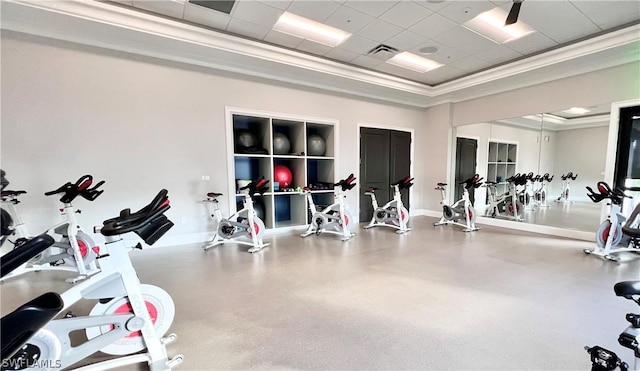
[203,177,270,253]
[484,174,526,222]
[434,174,483,232]
[1,174,104,283]
[0,189,182,371]
[583,182,639,262]
[363,175,413,234]
[556,172,578,204]
[301,173,356,241]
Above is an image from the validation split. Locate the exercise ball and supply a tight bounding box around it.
[236,130,258,149]
[274,165,293,188]
[307,135,326,156]
[273,133,291,155]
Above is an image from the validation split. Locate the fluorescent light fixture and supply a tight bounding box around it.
[463,7,534,44]
[386,52,443,73]
[273,12,351,47]
[542,114,566,125]
[563,107,591,115]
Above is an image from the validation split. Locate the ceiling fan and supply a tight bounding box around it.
[505,0,524,26]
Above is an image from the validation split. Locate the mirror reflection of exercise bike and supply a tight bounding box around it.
[585,280,640,371]
[484,174,526,222]
[434,174,483,232]
[1,174,105,283]
[584,182,640,262]
[556,172,578,204]
[301,174,356,241]
[203,177,270,254]
[363,176,413,234]
[1,190,182,371]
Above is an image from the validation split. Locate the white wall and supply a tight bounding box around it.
[551,126,609,201]
[1,32,427,244]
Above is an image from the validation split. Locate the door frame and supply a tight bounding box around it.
[357,122,415,222]
[453,135,481,204]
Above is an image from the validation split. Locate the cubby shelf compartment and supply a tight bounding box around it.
[486,141,518,201]
[226,107,338,231]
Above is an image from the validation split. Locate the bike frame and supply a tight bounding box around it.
[364,184,410,234]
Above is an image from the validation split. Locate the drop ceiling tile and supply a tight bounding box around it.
[256,0,292,11]
[295,40,333,55]
[570,0,640,30]
[384,30,429,51]
[424,65,466,84]
[413,0,450,13]
[132,1,184,18]
[516,1,601,44]
[183,2,230,30]
[437,0,495,24]
[264,30,303,48]
[408,13,458,39]
[417,43,469,64]
[490,0,510,5]
[231,1,283,28]
[324,5,375,34]
[379,2,431,29]
[351,55,383,69]
[356,19,403,43]
[435,26,498,55]
[324,47,360,63]
[227,18,271,40]
[286,1,341,22]
[506,32,557,55]
[336,34,378,54]
[111,0,133,6]
[373,61,409,75]
[447,55,492,72]
[344,0,398,18]
[473,44,522,65]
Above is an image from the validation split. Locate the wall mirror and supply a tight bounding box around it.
[453,102,613,234]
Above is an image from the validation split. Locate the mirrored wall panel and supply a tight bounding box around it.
[453,102,613,233]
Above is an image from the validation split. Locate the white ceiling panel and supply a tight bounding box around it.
[472,44,523,65]
[422,65,466,84]
[447,55,492,73]
[437,0,496,24]
[505,31,558,55]
[324,5,375,34]
[256,0,293,11]
[570,1,640,30]
[385,30,429,51]
[231,1,282,28]
[183,2,230,30]
[413,0,451,13]
[263,30,303,48]
[424,43,471,64]
[351,54,383,68]
[336,34,378,54]
[379,2,430,29]
[110,0,133,6]
[435,26,498,54]
[132,1,184,19]
[226,18,270,40]
[286,1,341,22]
[408,13,458,39]
[356,19,403,43]
[344,0,398,18]
[517,1,601,44]
[324,47,360,62]
[296,40,333,55]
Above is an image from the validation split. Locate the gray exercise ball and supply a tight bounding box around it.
[307,135,326,156]
[273,132,291,155]
[236,130,258,149]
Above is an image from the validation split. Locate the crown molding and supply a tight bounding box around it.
[2,0,639,108]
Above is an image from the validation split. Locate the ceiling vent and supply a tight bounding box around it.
[367,44,399,61]
[189,0,236,15]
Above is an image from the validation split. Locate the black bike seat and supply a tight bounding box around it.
[1,190,26,197]
[207,192,223,198]
[614,281,640,299]
[437,182,447,186]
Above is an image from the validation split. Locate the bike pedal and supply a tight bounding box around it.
[161,333,178,345]
[64,311,76,318]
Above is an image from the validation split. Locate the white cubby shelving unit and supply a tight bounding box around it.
[225,107,338,231]
[487,141,518,196]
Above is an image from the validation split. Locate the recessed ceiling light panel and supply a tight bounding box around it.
[273,12,351,47]
[386,52,443,73]
[563,107,591,115]
[462,7,534,44]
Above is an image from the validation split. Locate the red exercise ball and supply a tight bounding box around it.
[274,165,293,188]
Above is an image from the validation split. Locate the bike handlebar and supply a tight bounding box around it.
[44,175,105,204]
[334,174,356,192]
[586,181,631,205]
[101,189,172,242]
[239,177,270,197]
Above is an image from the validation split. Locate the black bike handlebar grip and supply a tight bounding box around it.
[44,182,71,196]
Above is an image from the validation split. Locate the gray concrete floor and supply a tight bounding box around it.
[3,216,640,370]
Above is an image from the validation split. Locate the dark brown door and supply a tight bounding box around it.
[455,137,478,203]
[360,128,411,221]
[614,106,640,193]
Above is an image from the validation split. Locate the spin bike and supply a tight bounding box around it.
[434,174,483,232]
[585,280,640,371]
[534,173,553,208]
[556,172,578,203]
[363,175,413,234]
[203,177,270,253]
[1,174,105,283]
[301,174,356,241]
[1,189,182,371]
[583,182,639,262]
[484,174,526,222]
